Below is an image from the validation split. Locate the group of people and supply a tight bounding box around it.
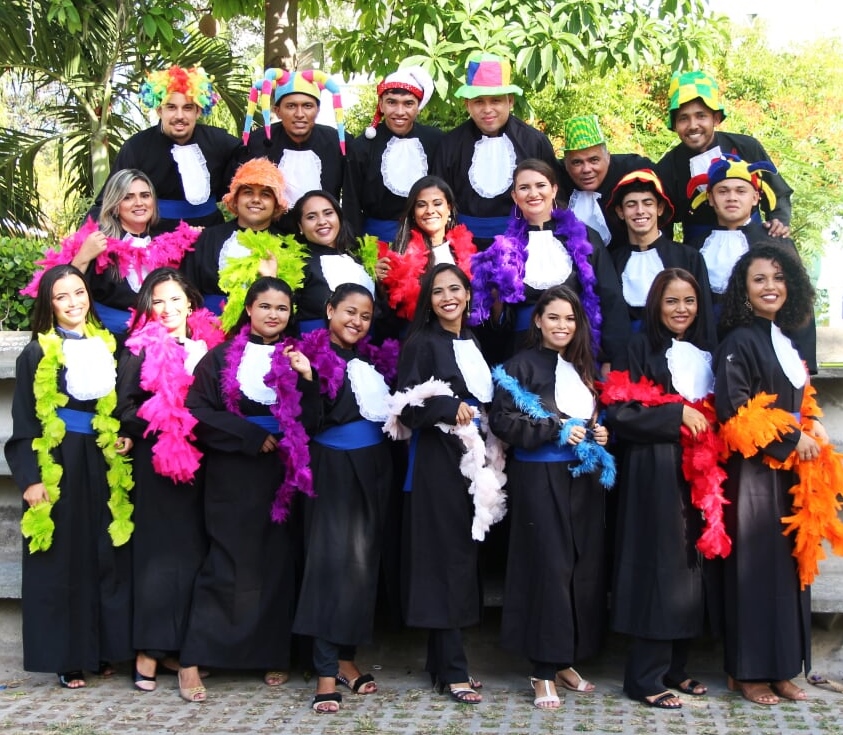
[5,55,841,717]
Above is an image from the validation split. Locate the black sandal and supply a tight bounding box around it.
[58,671,86,689]
[664,676,707,695]
[311,691,342,713]
[336,671,376,694]
[638,691,682,709]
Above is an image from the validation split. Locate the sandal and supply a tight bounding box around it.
[312,691,342,713]
[133,668,157,693]
[442,682,482,704]
[95,661,115,677]
[264,670,289,687]
[771,679,808,701]
[178,668,207,703]
[57,672,86,689]
[530,677,561,710]
[336,671,377,694]
[556,667,595,693]
[160,657,210,679]
[638,691,682,709]
[808,673,843,693]
[664,676,707,695]
[727,677,779,705]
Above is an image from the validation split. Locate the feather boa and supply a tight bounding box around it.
[385,378,507,541]
[600,370,730,558]
[220,324,313,522]
[379,225,476,321]
[218,230,308,333]
[22,219,199,297]
[469,209,602,355]
[358,337,400,387]
[493,365,616,488]
[719,387,843,588]
[357,234,381,281]
[22,327,134,553]
[125,309,224,484]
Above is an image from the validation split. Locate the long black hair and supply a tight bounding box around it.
[405,263,471,342]
[392,175,459,254]
[30,264,102,338]
[293,190,357,254]
[230,276,294,336]
[643,267,710,352]
[127,267,203,334]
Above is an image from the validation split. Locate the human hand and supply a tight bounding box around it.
[375,256,391,281]
[795,431,819,461]
[282,345,313,380]
[115,436,133,455]
[682,405,709,438]
[23,483,50,507]
[762,218,790,239]
[454,401,475,426]
[261,434,278,453]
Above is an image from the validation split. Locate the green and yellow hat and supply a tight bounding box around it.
[666,70,726,129]
[563,115,606,152]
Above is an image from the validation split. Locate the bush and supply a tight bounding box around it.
[0,236,47,331]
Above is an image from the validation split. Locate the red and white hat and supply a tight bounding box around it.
[364,66,434,139]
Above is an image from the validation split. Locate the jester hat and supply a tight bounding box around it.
[138,65,220,116]
[687,154,778,212]
[666,70,726,130]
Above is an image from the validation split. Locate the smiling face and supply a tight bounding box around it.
[158,92,200,144]
[299,195,340,247]
[246,288,292,343]
[465,95,512,136]
[379,90,421,136]
[512,168,557,225]
[564,144,610,191]
[327,292,374,349]
[274,92,319,143]
[659,278,698,339]
[672,99,721,153]
[708,179,760,229]
[51,274,90,332]
[116,178,155,235]
[232,184,280,231]
[151,279,191,338]
[616,190,664,245]
[431,269,469,334]
[535,297,576,354]
[746,257,786,320]
[413,186,451,244]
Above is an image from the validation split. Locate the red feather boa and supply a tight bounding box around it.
[600,370,731,559]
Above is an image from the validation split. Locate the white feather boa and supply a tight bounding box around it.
[385,379,508,540]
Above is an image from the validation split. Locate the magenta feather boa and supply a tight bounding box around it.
[469,208,602,354]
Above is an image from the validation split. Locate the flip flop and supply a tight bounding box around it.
[808,673,843,693]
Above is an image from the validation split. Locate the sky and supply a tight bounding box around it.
[708,0,843,46]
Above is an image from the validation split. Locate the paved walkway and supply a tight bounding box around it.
[1,614,843,735]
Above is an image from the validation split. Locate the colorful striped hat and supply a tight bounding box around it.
[138,65,220,116]
[687,154,778,211]
[563,115,606,152]
[454,53,522,99]
[243,69,346,154]
[666,70,726,129]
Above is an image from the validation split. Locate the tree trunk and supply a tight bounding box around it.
[264,0,297,70]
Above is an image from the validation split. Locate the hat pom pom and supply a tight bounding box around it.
[365,125,377,140]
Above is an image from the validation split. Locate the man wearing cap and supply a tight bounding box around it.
[559,115,653,248]
[656,70,793,243]
[343,66,443,242]
[243,69,349,234]
[430,53,558,246]
[685,154,816,371]
[606,168,714,339]
[95,65,243,233]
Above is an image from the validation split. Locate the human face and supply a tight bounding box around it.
[512,169,557,225]
[233,184,279,231]
[535,298,577,354]
[299,196,340,247]
[431,269,469,334]
[708,179,760,229]
[275,93,319,143]
[378,91,420,136]
[413,186,451,244]
[51,274,89,332]
[672,99,721,153]
[564,144,610,191]
[117,178,155,235]
[157,92,200,144]
[151,279,190,338]
[464,95,512,136]
[616,191,664,245]
[659,278,698,339]
[327,292,373,349]
[246,289,292,343]
[746,258,786,320]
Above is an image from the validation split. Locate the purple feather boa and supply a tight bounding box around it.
[220,324,313,523]
[469,208,602,355]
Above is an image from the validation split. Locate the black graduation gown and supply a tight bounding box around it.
[558,152,654,249]
[343,122,444,236]
[95,124,243,233]
[397,324,486,629]
[116,348,207,654]
[610,234,717,347]
[5,340,132,673]
[246,123,349,235]
[656,131,793,242]
[292,344,392,645]
[604,333,705,639]
[489,346,606,664]
[714,317,810,679]
[179,338,320,669]
[296,242,373,323]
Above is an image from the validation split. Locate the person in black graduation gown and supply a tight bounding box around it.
[605,169,715,343]
[177,277,320,702]
[391,263,506,704]
[5,265,134,689]
[292,284,394,713]
[489,285,611,710]
[92,65,242,234]
[715,244,818,706]
[116,268,221,691]
[603,268,715,710]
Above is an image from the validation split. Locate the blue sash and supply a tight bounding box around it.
[630,319,642,334]
[457,214,510,239]
[514,443,576,463]
[157,198,219,220]
[363,217,399,243]
[94,302,130,335]
[246,415,281,435]
[57,408,95,435]
[514,303,534,332]
[313,420,384,450]
[298,318,326,334]
[203,294,225,316]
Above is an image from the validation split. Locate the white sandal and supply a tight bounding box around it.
[530,677,561,709]
[556,667,595,693]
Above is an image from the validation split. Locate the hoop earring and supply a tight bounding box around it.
[514,208,523,220]
[552,198,559,210]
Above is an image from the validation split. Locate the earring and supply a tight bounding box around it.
[552,198,559,210]
[744,298,752,312]
[514,208,523,220]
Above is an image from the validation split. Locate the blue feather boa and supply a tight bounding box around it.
[492,365,616,488]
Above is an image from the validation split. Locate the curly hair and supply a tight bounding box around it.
[718,243,814,334]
